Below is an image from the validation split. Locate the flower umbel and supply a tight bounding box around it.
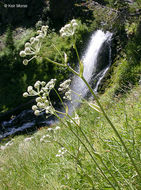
[60,19,78,38]
[56,147,67,157]
[58,79,72,101]
[23,79,56,116]
[20,25,48,65]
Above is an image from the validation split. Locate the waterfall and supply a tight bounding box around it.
[71,30,112,103]
[0,30,112,140]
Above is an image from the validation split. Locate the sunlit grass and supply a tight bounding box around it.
[0,85,140,189]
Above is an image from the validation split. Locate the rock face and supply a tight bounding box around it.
[0,109,55,140]
[96,41,111,73]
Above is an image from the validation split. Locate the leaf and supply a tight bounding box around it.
[65,104,69,115]
[84,174,94,187]
[79,60,84,77]
[64,52,68,65]
[88,102,102,113]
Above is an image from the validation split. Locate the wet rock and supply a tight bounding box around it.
[0,109,55,140]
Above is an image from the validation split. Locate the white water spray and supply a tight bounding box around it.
[71,30,112,102]
[0,30,113,139]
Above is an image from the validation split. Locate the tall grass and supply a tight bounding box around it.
[0,85,140,189]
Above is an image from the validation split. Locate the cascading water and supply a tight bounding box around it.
[71,30,112,103]
[0,30,112,140]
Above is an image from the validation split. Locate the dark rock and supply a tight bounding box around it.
[0,99,35,122]
[96,40,110,72]
[0,109,55,140]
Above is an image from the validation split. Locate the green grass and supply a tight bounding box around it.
[0,84,140,189]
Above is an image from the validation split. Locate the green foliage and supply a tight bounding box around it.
[0,20,88,112]
[5,25,15,51]
[104,19,141,97]
[0,85,140,189]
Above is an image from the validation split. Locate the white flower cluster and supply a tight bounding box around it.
[58,79,72,101]
[60,19,78,37]
[40,134,51,143]
[40,126,60,143]
[70,112,80,126]
[20,25,48,65]
[63,90,71,101]
[23,79,56,116]
[47,126,61,132]
[56,147,67,157]
[24,136,34,142]
[0,140,14,150]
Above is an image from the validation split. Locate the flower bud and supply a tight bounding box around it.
[58,88,62,91]
[23,92,28,97]
[65,24,71,29]
[41,81,46,86]
[32,105,38,111]
[25,42,31,48]
[62,33,66,37]
[45,100,49,104]
[71,19,76,23]
[41,26,48,32]
[37,102,43,108]
[34,81,40,89]
[34,38,39,43]
[23,59,28,65]
[34,110,40,116]
[30,37,35,43]
[37,30,42,34]
[72,23,78,28]
[25,47,31,54]
[60,28,65,34]
[27,86,33,93]
[45,109,49,114]
[36,97,42,102]
[20,51,26,57]
[36,34,43,40]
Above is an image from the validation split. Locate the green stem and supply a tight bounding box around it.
[67,65,79,76]
[81,76,141,179]
[45,57,66,67]
[67,114,120,189]
[65,120,116,190]
[53,88,66,111]
[73,43,81,64]
[43,44,141,179]
[55,110,66,116]
[52,43,64,61]
[55,112,116,189]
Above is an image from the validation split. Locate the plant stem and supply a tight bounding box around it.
[81,76,141,179]
[45,57,66,67]
[55,115,116,189]
[44,44,141,179]
[67,114,121,189]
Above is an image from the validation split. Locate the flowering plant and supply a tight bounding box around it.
[20,19,141,187]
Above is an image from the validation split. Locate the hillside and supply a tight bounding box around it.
[0,0,141,189]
